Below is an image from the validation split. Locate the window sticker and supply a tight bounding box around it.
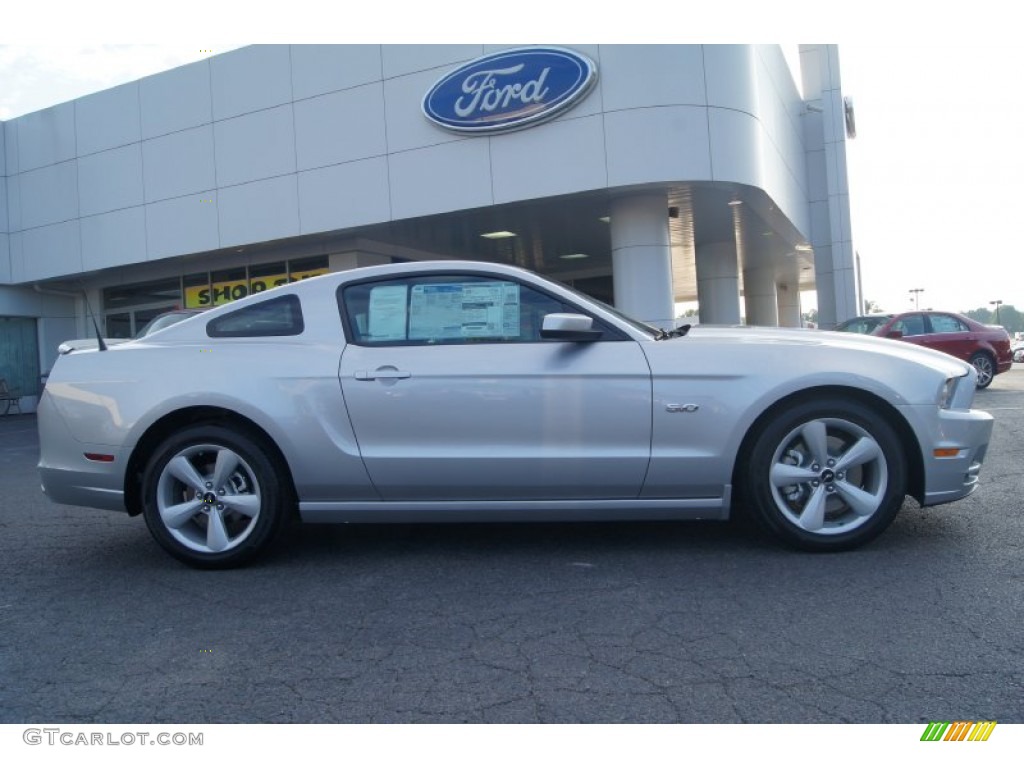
[367,284,409,341]
[409,282,520,340]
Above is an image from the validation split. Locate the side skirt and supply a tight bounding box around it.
[299,488,731,524]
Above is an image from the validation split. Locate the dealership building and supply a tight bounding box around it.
[0,44,857,411]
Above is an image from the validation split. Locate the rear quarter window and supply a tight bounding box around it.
[206,295,304,338]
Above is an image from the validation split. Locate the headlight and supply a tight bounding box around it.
[938,377,957,409]
[938,373,974,410]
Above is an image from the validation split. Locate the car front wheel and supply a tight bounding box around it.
[141,425,289,568]
[743,398,907,551]
[970,353,995,388]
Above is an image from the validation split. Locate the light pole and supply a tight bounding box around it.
[990,299,1003,325]
[909,288,924,310]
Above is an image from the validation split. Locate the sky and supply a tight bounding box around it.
[2,2,1021,318]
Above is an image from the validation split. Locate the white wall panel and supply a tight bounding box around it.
[75,82,141,156]
[605,106,712,187]
[706,107,765,187]
[19,161,78,229]
[214,106,297,188]
[140,60,213,140]
[809,199,832,248]
[5,176,20,231]
[0,172,7,233]
[298,157,390,234]
[381,45,482,80]
[600,45,706,113]
[703,45,757,114]
[16,103,76,172]
[81,208,147,271]
[142,125,216,202]
[383,67,462,154]
[8,232,23,283]
[211,46,292,121]
[388,139,492,219]
[3,122,15,175]
[20,221,81,281]
[491,115,607,203]
[218,176,300,247]
[0,284,40,315]
[145,192,220,260]
[0,235,9,283]
[805,147,827,203]
[294,84,387,171]
[77,145,144,217]
[291,45,382,101]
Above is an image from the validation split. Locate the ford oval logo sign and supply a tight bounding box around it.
[423,47,597,134]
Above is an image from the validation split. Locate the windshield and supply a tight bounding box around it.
[548,280,662,338]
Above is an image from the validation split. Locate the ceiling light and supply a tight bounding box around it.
[599,216,610,223]
[795,244,812,252]
[728,199,742,206]
[559,253,590,260]
[481,230,516,239]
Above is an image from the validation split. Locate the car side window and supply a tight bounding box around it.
[206,295,304,337]
[340,275,600,346]
[929,314,968,334]
[892,314,926,337]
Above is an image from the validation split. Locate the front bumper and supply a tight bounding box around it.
[916,406,994,507]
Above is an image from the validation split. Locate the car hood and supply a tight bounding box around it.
[670,325,974,378]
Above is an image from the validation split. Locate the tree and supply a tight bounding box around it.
[964,305,1022,334]
[963,307,993,324]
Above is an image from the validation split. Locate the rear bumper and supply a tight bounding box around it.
[37,392,128,513]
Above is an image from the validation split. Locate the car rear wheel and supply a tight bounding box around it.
[141,425,289,568]
[743,398,907,551]
[970,353,995,388]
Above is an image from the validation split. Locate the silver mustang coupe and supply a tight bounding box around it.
[38,262,993,568]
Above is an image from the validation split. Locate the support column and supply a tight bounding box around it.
[609,194,674,329]
[801,44,859,328]
[695,242,741,325]
[743,266,779,326]
[776,281,802,327]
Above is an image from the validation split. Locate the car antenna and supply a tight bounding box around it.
[80,287,108,351]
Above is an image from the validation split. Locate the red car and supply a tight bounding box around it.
[835,311,1012,388]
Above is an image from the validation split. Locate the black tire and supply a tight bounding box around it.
[970,353,995,389]
[742,398,907,552]
[140,424,290,568]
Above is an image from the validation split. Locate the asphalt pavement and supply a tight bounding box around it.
[1,368,1022,723]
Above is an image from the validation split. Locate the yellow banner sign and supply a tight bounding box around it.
[185,268,328,308]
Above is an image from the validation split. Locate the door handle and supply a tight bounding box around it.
[354,367,412,381]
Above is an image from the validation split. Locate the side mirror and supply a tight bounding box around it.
[540,313,603,341]
[885,329,904,339]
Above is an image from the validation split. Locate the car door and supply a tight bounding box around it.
[337,273,652,501]
[887,313,928,346]
[923,313,974,361]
